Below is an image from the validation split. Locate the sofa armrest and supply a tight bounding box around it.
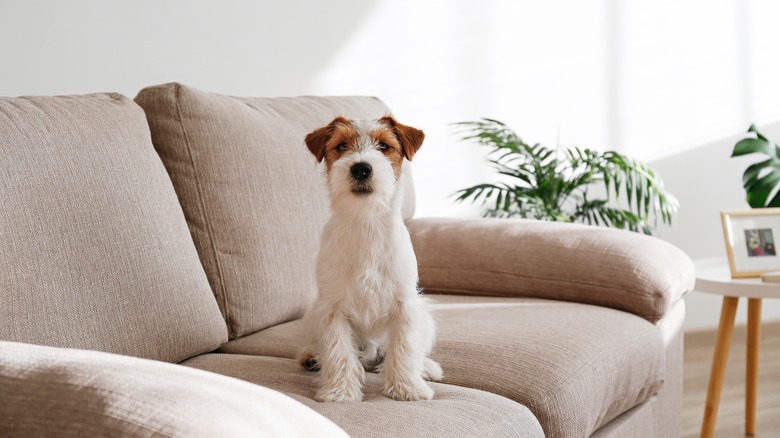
[408,217,695,323]
[0,341,347,438]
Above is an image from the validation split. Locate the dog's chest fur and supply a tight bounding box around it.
[316,212,418,331]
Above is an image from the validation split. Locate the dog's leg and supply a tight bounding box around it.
[419,301,443,381]
[381,297,435,401]
[315,308,364,402]
[297,305,322,371]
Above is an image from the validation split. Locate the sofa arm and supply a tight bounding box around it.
[408,217,695,323]
[0,341,347,438]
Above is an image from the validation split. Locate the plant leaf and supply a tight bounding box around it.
[732,138,773,157]
[742,159,773,187]
[766,187,780,208]
[748,124,769,142]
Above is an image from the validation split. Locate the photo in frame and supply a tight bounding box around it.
[721,208,780,278]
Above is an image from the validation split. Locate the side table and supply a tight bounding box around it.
[695,257,778,437]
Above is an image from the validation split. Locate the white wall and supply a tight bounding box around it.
[0,1,378,97]
[3,0,780,330]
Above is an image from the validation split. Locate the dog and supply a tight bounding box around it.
[297,115,443,402]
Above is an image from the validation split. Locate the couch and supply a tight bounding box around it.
[0,83,695,437]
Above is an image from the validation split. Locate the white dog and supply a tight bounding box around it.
[298,115,443,402]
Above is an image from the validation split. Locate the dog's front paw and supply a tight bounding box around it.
[315,387,363,402]
[384,377,434,401]
[315,382,363,402]
[301,355,321,372]
[423,358,443,381]
[297,348,321,372]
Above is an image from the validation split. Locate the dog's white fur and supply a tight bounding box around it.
[298,117,442,402]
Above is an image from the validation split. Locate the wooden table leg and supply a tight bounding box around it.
[746,298,762,436]
[701,296,739,438]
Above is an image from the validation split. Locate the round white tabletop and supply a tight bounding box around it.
[695,257,780,299]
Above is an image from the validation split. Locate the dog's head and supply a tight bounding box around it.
[304,116,424,209]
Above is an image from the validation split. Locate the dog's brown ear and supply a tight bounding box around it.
[380,116,424,160]
[304,126,330,163]
[305,117,349,162]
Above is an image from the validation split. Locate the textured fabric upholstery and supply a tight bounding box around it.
[591,300,685,437]
[430,295,665,437]
[408,217,695,323]
[183,354,545,438]
[0,93,227,363]
[0,341,346,438]
[216,294,666,438]
[135,83,416,338]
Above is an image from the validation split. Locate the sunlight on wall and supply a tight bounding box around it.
[309,0,780,217]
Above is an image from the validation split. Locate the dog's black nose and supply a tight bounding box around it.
[351,162,372,181]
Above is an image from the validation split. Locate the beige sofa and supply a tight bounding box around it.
[0,83,695,437]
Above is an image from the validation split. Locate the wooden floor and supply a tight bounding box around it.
[683,321,780,437]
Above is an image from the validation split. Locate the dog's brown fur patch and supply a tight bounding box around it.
[305,117,359,172]
[324,124,359,171]
[369,128,405,180]
[379,116,424,161]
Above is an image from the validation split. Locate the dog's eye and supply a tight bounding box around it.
[336,143,348,152]
[377,142,389,151]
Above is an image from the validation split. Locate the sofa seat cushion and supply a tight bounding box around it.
[182,354,544,438]
[135,84,415,339]
[0,93,227,363]
[217,294,665,438]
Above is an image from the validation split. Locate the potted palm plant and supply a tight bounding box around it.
[453,118,678,235]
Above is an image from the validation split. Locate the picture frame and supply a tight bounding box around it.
[721,208,780,278]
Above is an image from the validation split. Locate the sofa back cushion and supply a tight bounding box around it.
[0,93,227,363]
[135,84,412,338]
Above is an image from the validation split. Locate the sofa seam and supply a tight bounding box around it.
[419,264,653,297]
[655,267,694,323]
[172,83,232,335]
[419,265,660,321]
